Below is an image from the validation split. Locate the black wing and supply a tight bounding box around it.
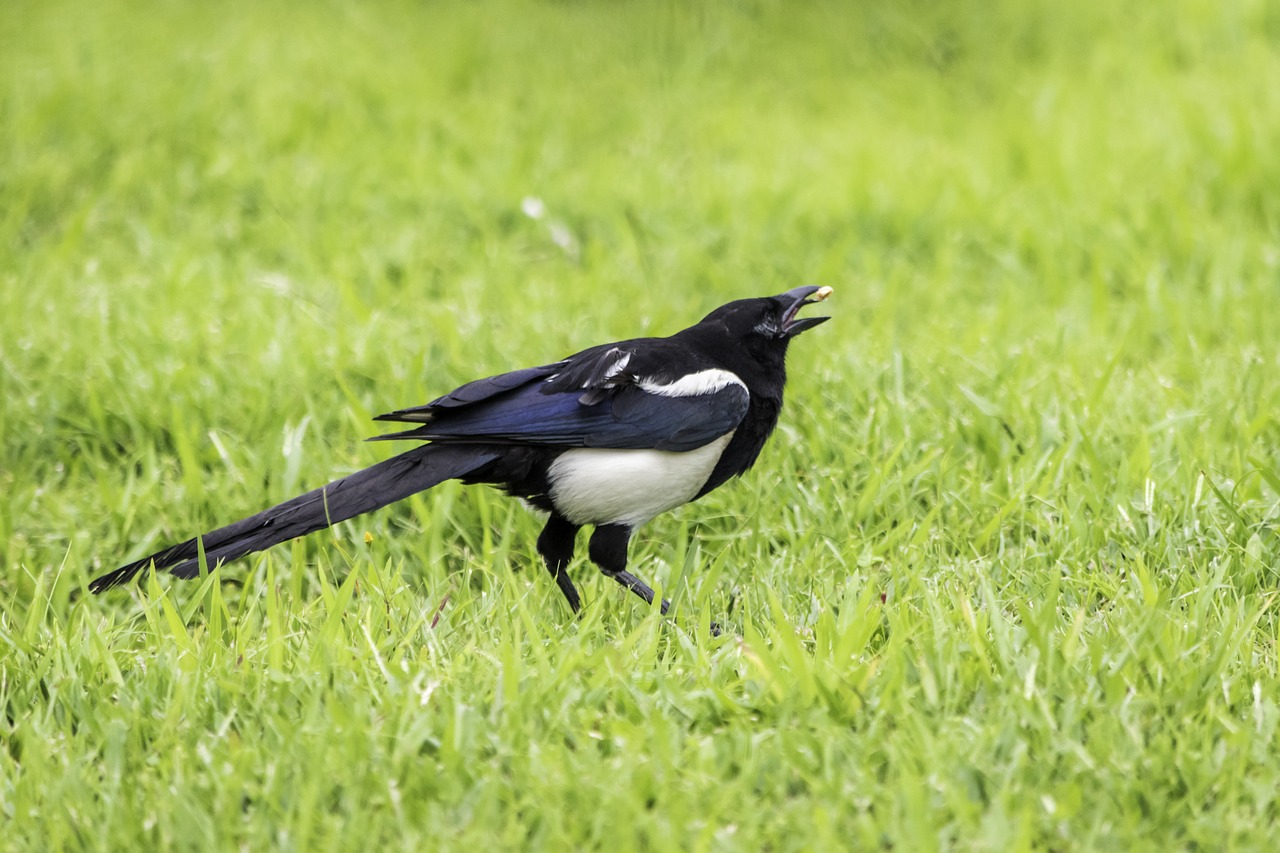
[372,342,748,452]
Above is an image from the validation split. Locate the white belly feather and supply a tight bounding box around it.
[548,431,735,527]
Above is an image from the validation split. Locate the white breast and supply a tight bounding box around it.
[547,431,735,527]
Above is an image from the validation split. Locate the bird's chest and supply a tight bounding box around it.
[695,396,780,497]
[546,432,735,527]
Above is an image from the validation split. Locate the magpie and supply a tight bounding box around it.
[89,285,833,621]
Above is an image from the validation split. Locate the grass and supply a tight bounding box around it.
[3,0,1280,848]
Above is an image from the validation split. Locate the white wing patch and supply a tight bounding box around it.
[638,368,746,398]
[602,350,631,381]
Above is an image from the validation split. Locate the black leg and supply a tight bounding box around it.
[588,524,670,615]
[537,514,581,612]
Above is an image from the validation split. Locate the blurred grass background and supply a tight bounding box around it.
[3,0,1280,849]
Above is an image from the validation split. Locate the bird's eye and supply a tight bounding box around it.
[752,319,778,337]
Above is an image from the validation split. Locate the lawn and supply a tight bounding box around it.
[3,0,1280,849]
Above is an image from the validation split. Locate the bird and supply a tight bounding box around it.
[89,285,834,622]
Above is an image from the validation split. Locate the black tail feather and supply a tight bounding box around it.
[89,444,498,594]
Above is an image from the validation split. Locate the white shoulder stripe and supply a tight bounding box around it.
[638,368,747,398]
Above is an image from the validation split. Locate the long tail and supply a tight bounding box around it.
[89,444,499,593]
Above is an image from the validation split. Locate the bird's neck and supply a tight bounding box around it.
[674,329,789,401]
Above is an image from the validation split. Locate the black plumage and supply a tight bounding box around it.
[90,286,833,621]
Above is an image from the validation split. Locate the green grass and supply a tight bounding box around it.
[3,0,1280,848]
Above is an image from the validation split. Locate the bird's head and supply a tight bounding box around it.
[684,285,833,388]
[696,284,832,349]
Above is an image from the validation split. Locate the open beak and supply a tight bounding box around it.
[779,285,833,337]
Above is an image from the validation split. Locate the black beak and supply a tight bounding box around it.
[778,285,833,337]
